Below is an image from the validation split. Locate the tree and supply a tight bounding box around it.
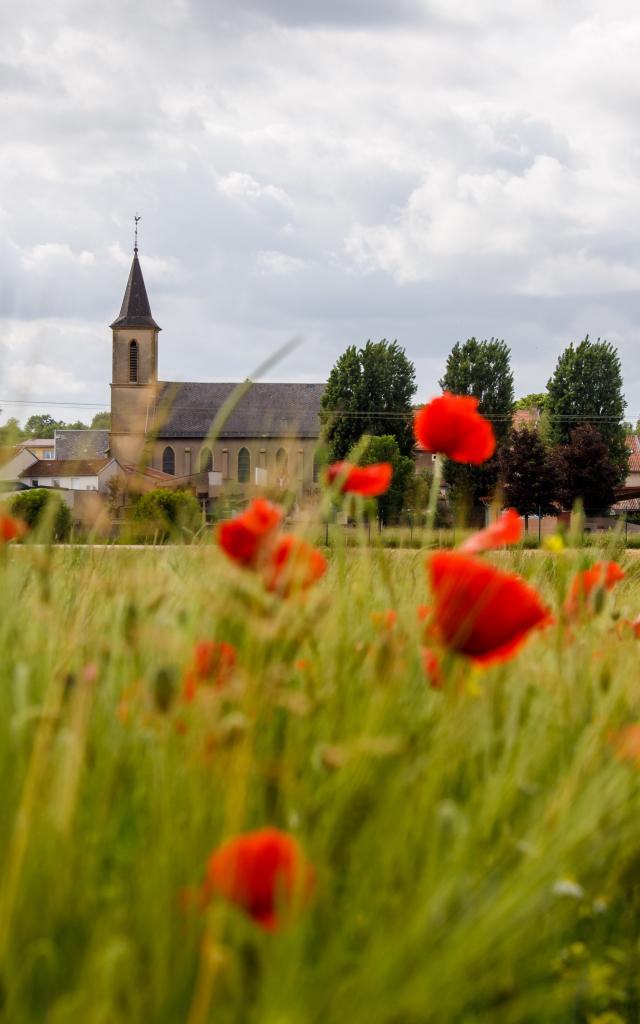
[132,488,201,542]
[498,426,557,525]
[546,336,627,481]
[320,340,416,460]
[24,414,64,438]
[360,435,414,524]
[90,412,111,429]
[0,417,25,446]
[552,424,619,514]
[9,488,72,540]
[439,337,515,513]
[514,393,547,412]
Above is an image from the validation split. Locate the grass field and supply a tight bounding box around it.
[2,536,640,1023]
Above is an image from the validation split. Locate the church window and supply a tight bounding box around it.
[129,340,139,383]
[297,449,304,481]
[238,447,250,484]
[162,446,175,475]
[199,447,213,473]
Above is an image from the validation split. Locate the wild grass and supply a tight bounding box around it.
[2,539,640,1022]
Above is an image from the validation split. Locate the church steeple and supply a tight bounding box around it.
[110,249,161,331]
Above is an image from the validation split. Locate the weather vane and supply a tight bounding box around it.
[134,214,141,253]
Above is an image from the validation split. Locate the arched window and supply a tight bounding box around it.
[199,447,213,473]
[129,340,138,383]
[162,446,175,475]
[238,447,250,484]
[276,447,288,473]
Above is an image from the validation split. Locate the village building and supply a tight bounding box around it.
[109,246,325,503]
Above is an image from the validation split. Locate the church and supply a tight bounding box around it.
[109,245,326,502]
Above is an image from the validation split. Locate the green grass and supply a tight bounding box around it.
[2,540,640,1022]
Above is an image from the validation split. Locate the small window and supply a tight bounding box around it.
[199,447,213,473]
[129,340,139,383]
[238,447,250,484]
[162,446,175,475]
[43,450,54,460]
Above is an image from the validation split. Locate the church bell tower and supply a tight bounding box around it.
[109,233,161,466]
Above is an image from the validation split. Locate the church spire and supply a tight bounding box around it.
[110,231,161,331]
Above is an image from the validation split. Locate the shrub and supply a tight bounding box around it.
[8,488,72,541]
[131,488,201,542]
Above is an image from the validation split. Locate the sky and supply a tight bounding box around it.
[2,0,640,424]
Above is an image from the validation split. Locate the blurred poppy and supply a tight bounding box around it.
[218,499,282,569]
[264,535,327,597]
[203,827,314,930]
[0,512,26,543]
[565,561,625,618]
[460,508,523,554]
[326,461,393,497]
[611,723,640,766]
[414,393,495,464]
[371,608,398,630]
[183,640,236,701]
[428,551,551,664]
[422,647,442,689]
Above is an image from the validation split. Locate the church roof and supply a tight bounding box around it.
[110,251,161,330]
[55,429,109,460]
[154,381,326,439]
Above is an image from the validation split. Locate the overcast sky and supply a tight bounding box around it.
[2,0,640,423]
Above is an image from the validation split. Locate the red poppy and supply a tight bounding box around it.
[611,724,640,766]
[422,647,443,689]
[414,393,495,464]
[263,535,327,597]
[0,512,26,543]
[565,561,625,618]
[183,640,237,701]
[460,508,523,554]
[325,461,393,497]
[218,499,282,569]
[203,828,314,930]
[428,551,551,664]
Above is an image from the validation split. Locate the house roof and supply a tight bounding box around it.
[17,438,54,448]
[20,459,109,479]
[54,429,109,460]
[109,251,160,331]
[154,381,326,439]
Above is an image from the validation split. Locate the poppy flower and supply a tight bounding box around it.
[203,828,314,930]
[183,640,236,701]
[325,461,393,497]
[428,551,551,664]
[0,512,26,543]
[263,535,327,597]
[565,561,625,618]
[422,647,443,689]
[414,393,495,464]
[460,508,523,554]
[610,724,640,766]
[218,498,282,569]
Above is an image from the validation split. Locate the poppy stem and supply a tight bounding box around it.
[426,454,443,536]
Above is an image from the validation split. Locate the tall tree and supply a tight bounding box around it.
[0,417,25,446]
[546,336,627,481]
[438,337,515,512]
[552,424,619,514]
[320,340,416,460]
[360,434,414,524]
[498,426,557,525]
[90,411,111,429]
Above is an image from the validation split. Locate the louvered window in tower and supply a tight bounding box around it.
[129,340,138,383]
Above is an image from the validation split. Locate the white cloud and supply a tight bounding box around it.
[255,249,305,275]
[217,172,292,208]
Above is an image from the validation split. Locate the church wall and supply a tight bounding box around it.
[151,437,320,490]
[112,327,157,384]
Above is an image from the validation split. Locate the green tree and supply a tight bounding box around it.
[360,435,414,524]
[320,340,416,460]
[439,337,515,514]
[514,393,547,411]
[8,488,72,540]
[546,336,627,481]
[90,412,111,429]
[24,414,64,438]
[498,426,557,525]
[552,424,619,514]
[0,417,25,446]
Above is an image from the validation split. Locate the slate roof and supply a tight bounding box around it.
[154,381,326,439]
[20,459,109,479]
[55,429,109,460]
[110,252,160,330]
